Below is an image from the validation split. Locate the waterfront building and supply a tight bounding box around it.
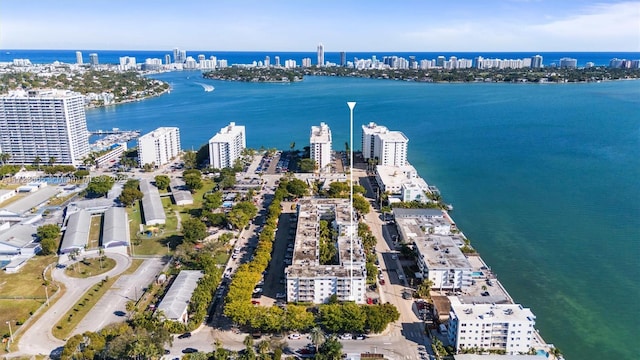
[89,53,99,66]
[394,208,471,290]
[164,54,171,65]
[156,270,204,323]
[0,89,89,166]
[340,51,346,66]
[137,127,181,168]
[531,55,543,68]
[559,57,578,69]
[274,56,280,67]
[317,43,325,67]
[285,59,297,68]
[447,296,536,354]
[94,143,127,168]
[361,122,408,166]
[302,57,312,67]
[285,198,366,304]
[75,51,83,65]
[310,122,332,172]
[208,122,246,169]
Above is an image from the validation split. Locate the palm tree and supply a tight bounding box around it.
[48,156,56,166]
[33,156,42,170]
[309,326,325,353]
[0,152,10,165]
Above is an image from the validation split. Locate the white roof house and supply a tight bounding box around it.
[156,270,204,323]
[60,209,90,254]
[101,207,130,249]
[139,179,166,225]
[0,223,39,256]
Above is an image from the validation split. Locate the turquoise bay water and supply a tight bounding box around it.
[87,73,640,359]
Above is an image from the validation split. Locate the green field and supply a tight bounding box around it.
[64,257,116,279]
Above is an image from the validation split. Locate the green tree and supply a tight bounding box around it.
[352,194,371,214]
[286,178,308,198]
[182,217,208,243]
[37,224,60,241]
[33,156,42,170]
[0,152,10,165]
[154,175,171,191]
[195,144,209,169]
[182,150,197,170]
[203,191,223,211]
[298,158,316,173]
[118,187,143,207]
[316,335,343,360]
[184,172,203,192]
[86,175,115,198]
[309,326,325,353]
[48,156,56,166]
[74,169,90,178]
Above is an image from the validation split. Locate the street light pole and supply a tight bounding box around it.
[347,101,356,302]
[44,285,50,306]
[6,320,13,345]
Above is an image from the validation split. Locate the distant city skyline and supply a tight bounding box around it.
[1,0,638,52]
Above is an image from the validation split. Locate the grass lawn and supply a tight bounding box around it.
[0,255,57,297]
[88,215,102,250]
[64,257,116,279]
[52,259,143,340]
[0,299,43,341]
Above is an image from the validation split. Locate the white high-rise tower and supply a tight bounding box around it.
[0,90,89,165]
[208,122,246,169]
[317,43,325,67]
[310,122,332,171]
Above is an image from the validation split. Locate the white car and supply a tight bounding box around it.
[339,333,353,340]
[288,333,301,340]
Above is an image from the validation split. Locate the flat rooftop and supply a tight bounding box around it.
[449,296,536,323]
[310,122,331,144]
[3,186,60,215]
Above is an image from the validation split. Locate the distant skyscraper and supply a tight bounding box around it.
[310,122,332,171]
[340,51,346,66]
[89,53,99,66]
[531,55,543,68]
[75,51,83,65]
[275,56,280,67]
[436,56,445,67]
[264,56,270,67]
[137,127,181,167]
[0,89,89,165]
[317,43,325,67]
[165,54,171,65]
[173,48,186,63]
[559,57,577,69]
[208,122,246,169]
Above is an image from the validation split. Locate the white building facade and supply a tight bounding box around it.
[137,127,181,168]
[0,89,90,165]
[208,122,246,169]
[361,122,408,166]
[310,122,332,172]
[286,198,367,304]
[448,297,537,354]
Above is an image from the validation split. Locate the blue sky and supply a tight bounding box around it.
[1,0,638,51]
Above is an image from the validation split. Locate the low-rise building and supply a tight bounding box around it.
[60,209,90,254]
[394,209,471,290]
[139,179,166,225]
[0,189,16,204]
[448,296,537,354]
[156,270,204,323]
[101,207,130,249]
[285,198,367,304]
[94,143,127,168]
[0,223,39,256]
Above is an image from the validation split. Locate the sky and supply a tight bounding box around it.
[1,0,639,52]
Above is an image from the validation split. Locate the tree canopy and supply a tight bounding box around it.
[86,175,115,198]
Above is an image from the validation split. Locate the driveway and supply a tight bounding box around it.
[16,252,131,356]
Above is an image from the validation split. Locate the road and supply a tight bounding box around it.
[16,252,131,357]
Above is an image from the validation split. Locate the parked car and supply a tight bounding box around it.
[288,333,301,340]
[339,333,353,340]
[182,348,198,354]
[177,332,191,339]
[355,334,366,340]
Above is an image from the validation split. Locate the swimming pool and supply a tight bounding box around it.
[472,271,484,277]
[536,349,549,357]
[0,260,10,270]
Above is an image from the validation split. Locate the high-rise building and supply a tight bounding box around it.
[0,89,89,165]
[208,122,246,169]
[317,43,325,67]
[173,48,186,63]
[89,53,99,66]
[274,56,280,67]
[137,127,181,167]
[362,122,408,166]
[75,51,83,65]
[530,54,543,68]
[340,51,346,66]
[119,56,137,71]
[559,57,577,69]
[164,54,171,65]
[310,122,332,171]
[264,56,270,67]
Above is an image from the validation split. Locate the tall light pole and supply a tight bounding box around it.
[347,101,356,301]
[44,285,49,307]
[6,320,13,346]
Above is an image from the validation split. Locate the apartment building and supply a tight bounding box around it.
[137,127,181,167]
[208,122,246,169]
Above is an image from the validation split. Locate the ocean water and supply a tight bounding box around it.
[83,72,639,359]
